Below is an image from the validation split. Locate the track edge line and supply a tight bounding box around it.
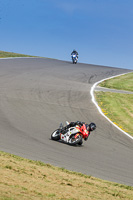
[90,72,133,140]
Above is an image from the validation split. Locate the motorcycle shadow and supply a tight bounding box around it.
[50,138,83,147]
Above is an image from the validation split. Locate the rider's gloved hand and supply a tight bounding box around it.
[84,133,89,141]
[84,136,88,141]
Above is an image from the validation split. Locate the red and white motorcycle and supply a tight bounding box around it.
[51,121,89,146]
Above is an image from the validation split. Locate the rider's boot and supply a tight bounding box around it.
[59,123,67,134]
[61,127,67,134]
[61,124,72,134]
[59,123,63,130]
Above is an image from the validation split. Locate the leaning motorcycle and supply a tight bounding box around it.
[51,122,88,146]
[71,54,78,64]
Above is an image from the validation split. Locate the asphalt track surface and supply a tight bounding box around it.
[0,58,133,186]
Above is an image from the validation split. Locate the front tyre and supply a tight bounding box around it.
[68,134,82,146]
[51,129,60,141]
[78,138,83,145]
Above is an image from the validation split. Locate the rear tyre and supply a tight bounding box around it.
[68,134,82,146]
[51,129,60,141]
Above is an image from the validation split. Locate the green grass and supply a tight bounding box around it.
[95,92,133,136]
[96,72,133,136]
[99,72,133,92]
[0,151,133,200]
[0,51,36,58]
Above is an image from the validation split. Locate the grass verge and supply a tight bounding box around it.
[99,72,133,92]
[0,151,133,200]
[95,72,133,136]
[95,92,133,136]
[0,51,36,58]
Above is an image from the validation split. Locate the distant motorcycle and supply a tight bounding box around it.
[71,54,78,64]
[51,121,88,146]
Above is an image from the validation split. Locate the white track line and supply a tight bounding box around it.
[90,72,133,140]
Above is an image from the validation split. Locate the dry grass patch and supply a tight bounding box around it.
[0,151,133,200]
[0,51,36,58]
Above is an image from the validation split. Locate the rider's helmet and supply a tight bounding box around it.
[89,123,96,131]
[73,49,77,54]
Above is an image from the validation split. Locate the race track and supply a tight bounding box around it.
[0,58,133,186]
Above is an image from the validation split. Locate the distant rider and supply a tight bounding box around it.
[61,121,96,140]
[71,49,78,59]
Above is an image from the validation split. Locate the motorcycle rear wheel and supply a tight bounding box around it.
[51,129,60,141]
[68,134,82,145]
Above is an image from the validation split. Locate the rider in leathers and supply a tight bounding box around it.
[61,121,96,140]
[71,49,79,58]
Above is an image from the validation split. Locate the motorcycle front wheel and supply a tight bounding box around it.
[72,60,77,64]
[51,129,60,141]
[68,134,82,146]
